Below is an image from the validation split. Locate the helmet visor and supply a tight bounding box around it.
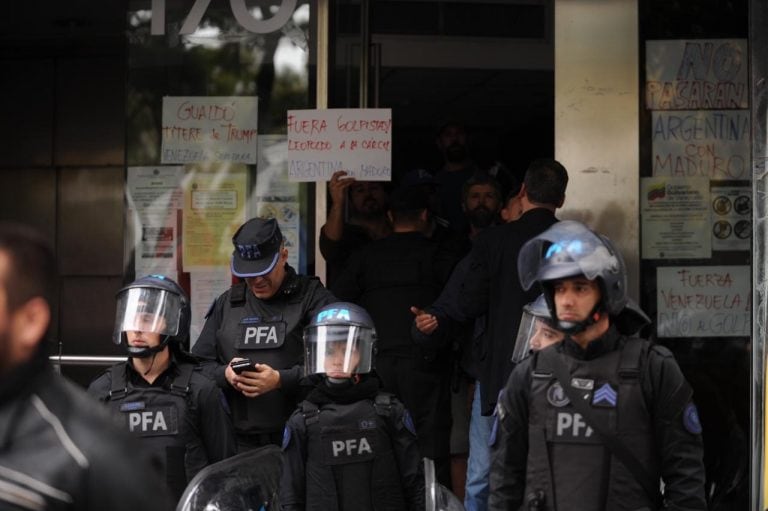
[518,221,620,290]
[304,325,374,377]
[113,287,182,344]
[511,310,564,363]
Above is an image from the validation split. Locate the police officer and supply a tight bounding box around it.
[510,294,565,365]
[88,274,236,501]
[280,302,425,511]
[490,220,706,510]
[192,217,336,452]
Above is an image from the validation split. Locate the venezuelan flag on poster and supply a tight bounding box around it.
[647,182,666,201]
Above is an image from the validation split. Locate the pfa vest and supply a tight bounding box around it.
[526,339,658,511]
[106,362,194,500]
[300,394,408,511]
[219,281,319,433]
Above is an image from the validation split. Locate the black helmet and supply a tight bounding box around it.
[303,302,376,378]
[518,221,627,334]
[113,274,190,358]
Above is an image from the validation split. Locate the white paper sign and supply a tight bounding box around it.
[646,39,748,110]
[189,268,232,348]
[710,185,751,251]
[286,108,392,181]
[651,110,750,179]
[656,265,750,338]
[641,177,711,259]
[161,96,258,164]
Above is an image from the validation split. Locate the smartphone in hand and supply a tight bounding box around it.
[230,358,257,374]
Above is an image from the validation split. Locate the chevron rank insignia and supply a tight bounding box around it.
[592,383,617,407]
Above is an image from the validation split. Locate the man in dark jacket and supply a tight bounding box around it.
[319,171,391,288]
[192,217,336,452]
[332,186,458,485]
[0,222,171,510]
[457,158,568,416]
[490,221,706,510]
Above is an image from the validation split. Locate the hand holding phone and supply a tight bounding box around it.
[230,358,257,374]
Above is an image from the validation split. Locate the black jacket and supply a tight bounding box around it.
[319,222,374,289]
[489,327,707,511]
[87,354,237,499]
[332,231,457,358]
[192,265,336,435]
[0,348,172,510]
[458,208,558,414]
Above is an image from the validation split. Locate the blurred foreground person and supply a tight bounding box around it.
[0,222,171,510]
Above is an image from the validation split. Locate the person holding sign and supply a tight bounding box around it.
[319,170,392,288]
[332,186,459,488]
[193,217,336,453]
[490,221,706,511]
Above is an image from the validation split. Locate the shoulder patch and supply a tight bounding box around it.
[488,416,499,447]
[649,344,674,358]
[683,402,702,434]
[402,409,417,436]
[282,425,292,450]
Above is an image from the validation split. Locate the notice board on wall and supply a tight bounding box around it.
[643,38,751,340]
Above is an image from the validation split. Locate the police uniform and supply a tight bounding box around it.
[279,376,425,511]
[88,354,236,500]
[489,326,707,511]
[192,265,336,447]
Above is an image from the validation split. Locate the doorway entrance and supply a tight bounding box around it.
[328,0,555,183]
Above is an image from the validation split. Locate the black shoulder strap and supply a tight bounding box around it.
[170,363,194,397]
[301,401,320,426]
[618,338,643,379]
[108,363,129,400]
[549,349,663,509]
[373,392,393,417]
[230,281,247,307]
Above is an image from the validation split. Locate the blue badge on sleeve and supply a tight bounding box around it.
[488,416,499,447]
[282,426,292,450]
[403,409,417,436]
[683,402,702,434]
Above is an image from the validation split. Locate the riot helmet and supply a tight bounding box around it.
[113,274,190,358]
[304,302,376,379]
[511,294,565,363]
[518,220,627,334]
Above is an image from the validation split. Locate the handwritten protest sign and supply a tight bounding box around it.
[161,97,258,164]
[286,108,392,182]
[656,265,750,338]
[645,39,748,110]
[651,110,750,179]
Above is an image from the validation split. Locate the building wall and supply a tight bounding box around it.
[554,0,640,301]
[0,46,127,384]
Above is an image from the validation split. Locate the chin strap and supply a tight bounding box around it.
[125,335,171,359]
[557,304,603,335]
